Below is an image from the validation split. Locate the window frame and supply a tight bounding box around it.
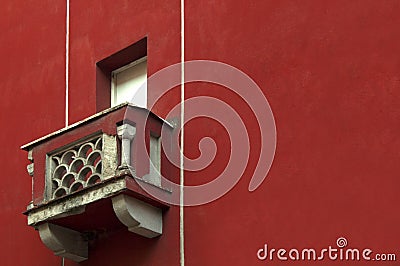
[110,56,148,108]
[96,37,147,112]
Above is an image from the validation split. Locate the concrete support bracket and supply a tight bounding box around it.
[38,223,88,262]
[112,194,162,238]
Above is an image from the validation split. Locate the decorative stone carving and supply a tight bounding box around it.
[117,124,136,171]
[38,223,88,262]
[49,136,103,199]
[21,104,173,262]
[27,163,34,177]
[112,194,162,238]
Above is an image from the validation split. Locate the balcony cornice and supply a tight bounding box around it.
[21,102,173,151]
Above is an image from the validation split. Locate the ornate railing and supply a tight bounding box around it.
[50,135,103,198]
[21,103,175,262]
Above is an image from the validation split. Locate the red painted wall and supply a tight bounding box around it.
[1,0,400,265]
[67,1,181,266]
[184,1,400,265]
[0,1,65,265]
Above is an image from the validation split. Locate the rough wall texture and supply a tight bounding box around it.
[2,0,400,265]
[184,1,400,265]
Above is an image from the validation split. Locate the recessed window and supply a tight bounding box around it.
[96,37,147,112]
[111,56,147,108]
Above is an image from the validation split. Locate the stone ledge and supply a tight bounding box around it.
[25,174,170,226]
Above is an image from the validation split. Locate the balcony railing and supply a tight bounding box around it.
[21,103,176,262]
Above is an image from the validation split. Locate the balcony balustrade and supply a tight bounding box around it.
[21,103,177,262]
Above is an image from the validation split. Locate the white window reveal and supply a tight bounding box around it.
[111,56,147,108]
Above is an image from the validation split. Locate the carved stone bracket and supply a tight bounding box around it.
[38,223,88,262]
[112,194,162,238]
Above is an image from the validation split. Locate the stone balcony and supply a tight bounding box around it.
[21,103,177,262]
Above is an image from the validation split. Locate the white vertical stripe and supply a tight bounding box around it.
[65,0,70,127]
[180,0,185,265]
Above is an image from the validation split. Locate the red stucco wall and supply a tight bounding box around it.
[184,1,400,265]
[1,0,400,265]
[0,1,65,265]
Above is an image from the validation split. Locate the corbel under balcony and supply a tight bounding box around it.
[21,103,175,262]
